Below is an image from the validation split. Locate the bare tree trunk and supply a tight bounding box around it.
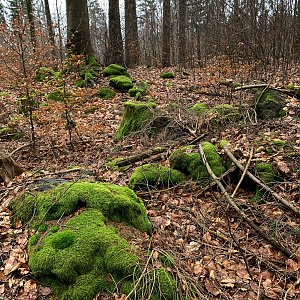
[25,0,36,50]
[178,0,187,66]
[124,0,140,67]
[66,0,93,56]
[44,0,56,49]
[107,0,124,65]
[162,0,171,67]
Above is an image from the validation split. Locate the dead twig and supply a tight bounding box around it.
[222,143,300,217]
[198,143,297,260]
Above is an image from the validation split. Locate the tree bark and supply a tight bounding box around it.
[162,0,171,67]
[66,0,93,56]
[124,0,140,67]
[25,0,36,49]
[107,0,124,65]
[44,0,56,49]
[178,0,187,66]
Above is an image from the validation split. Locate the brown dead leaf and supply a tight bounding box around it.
[205,278,221,296]
[0,284,5,294]
[203,232,212,243]
[275,161,290,174]
[39,286,52,296]
[193,261,203,275]
[220,277,236,287]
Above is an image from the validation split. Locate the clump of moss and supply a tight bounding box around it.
[128,163,186,190]
[38,224,48,233]
[28,209,139,300]
[212,104,240,121]
[103,64,130,77]
[128,81,148,99]
[153,268,176,300]
[46,88,72,102]
[97,87,116,99]
[160,72,175,79]
[272,139,287,148]
[109,76,133,91]
[252,163,276,202]
[255,89,285,120]
[35,66,61,83]
[115,101,156,140]
[287,83,300,95]
[190,103,209,115]
[75,68,99,87]
[170,142,225,182]
[0,126,23,140]
[9,181,152,234]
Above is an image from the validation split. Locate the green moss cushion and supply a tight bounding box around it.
[160,72,175,79]
[97,87,116,99]
[128,163,186,189]
[109,76,133,91]
[128,81,148,98]
[170,142,225,181]
[190,103,209,115]
[103,64,130,77]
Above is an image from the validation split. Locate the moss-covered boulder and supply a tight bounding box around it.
[128,81,148,99]
[115,101,156,140]
[28,209,140,300]
[212,104,240,121]
[160,72,175,79]
[255,89,285,120]
[252,163,276,202]
[190,103,209,115]
[10,181,152,233]
[97,87,116,99]
[170,142,225,182]
[109,76,133,91]
[75,68,99,87]
[103,64,130,77]
[128,163,186,190]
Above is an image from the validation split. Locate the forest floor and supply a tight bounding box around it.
[0,63,300,300]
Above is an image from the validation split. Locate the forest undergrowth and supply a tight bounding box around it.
[0,62,300,300]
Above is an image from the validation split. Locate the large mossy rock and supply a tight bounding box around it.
[115,101,156,140]
[103,64,130,77]
[170,142,225,182]
[212,104,240,120]
[10,181,152,233]
[128,81,148,99]
[128,163,186,190]
[255,89,285,120]
[109,76,133,91]
[28,209,139,300]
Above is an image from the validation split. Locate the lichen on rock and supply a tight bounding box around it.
[170,142,225,182]
[115,101,156,140]
[128,163,186,190]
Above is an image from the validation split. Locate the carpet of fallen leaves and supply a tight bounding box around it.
[0,63,300,300]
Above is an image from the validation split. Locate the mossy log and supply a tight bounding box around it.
[115,101,156,140]
[0,156,24,184]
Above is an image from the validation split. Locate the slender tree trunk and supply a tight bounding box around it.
[124,0,140,67]
[297,0,300,59]
[178,0,187,66]
[44,0,56,48]
[162,0,171,67]
[25,0,36,49]
[107,0,124,65]
[66,0,93,56]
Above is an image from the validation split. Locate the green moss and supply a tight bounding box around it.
[128,81,148,99]
[0,126,23,140]
[159,253,175,268]
[220,140,229,148]
[160,72,175,79]
[287,83,300,95]
[153,268,176,300]
[272,139,287,148]
[252,163,276,202]
[190,103,209,115]
[255,89,285,120]
[128,163,186,190]
[38,224,48,233]
[212,104,240,120]
[35,66,61,83]
[103,64,130,77]
[75,68,99,87]
[170,142,225,182]
[50,225,60,233]
[97,87,116,99]
[109,76,133,91]
[115,101,156,140]
[10,181,152,234]
[28,233,40,248]
[28,209,139,300]
[47,88,71,102]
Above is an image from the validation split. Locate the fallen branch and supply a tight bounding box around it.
[199,143,297,260]
[222,144,300,217]
[34,167,82,177]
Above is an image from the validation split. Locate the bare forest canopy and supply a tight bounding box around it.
[0,0,299,67]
